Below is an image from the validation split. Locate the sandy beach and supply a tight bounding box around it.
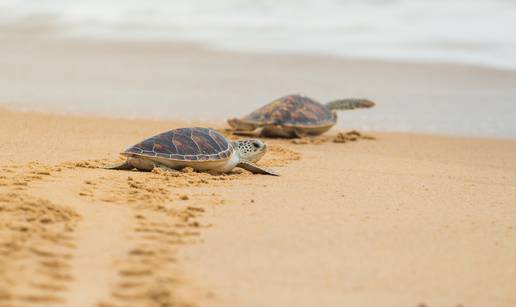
[1,27,516,307]
[1,105,515,307]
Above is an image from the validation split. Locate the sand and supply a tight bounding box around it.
[1,106,515,307]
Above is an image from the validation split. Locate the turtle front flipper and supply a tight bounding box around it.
[237,161,279,176]
[228,118,257,131]
[232,130,262,137]
[325,98,375,111]
[104,160,134,170]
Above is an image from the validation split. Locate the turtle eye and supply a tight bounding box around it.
[252,142,261,149]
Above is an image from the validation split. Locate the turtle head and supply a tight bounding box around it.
[233,139,267,163]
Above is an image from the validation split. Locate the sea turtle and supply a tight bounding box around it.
[228,94,375,138]
[106,127,278,176]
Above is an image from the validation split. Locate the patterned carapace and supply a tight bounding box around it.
[243,95,335,126]
[124,128,232,161]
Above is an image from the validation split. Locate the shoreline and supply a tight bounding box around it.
[1,104,515,143]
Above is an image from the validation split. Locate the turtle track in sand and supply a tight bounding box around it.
[87,170,221,307]
[0,163,80,307]
[28,167,135,307]
[0,144,300,307]
[4,162,217,307]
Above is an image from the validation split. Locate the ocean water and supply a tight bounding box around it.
[1,0,516,70]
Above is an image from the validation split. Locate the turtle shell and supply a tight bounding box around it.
[124,128,233,161]
[242,94,335,127]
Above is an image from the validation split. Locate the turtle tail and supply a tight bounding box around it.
[325,98,376,111]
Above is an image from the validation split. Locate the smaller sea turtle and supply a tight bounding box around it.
[106,127,278,176]
[228,94,375,138]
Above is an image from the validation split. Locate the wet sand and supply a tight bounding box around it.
[1,107,515,307]
[2,26,516,138]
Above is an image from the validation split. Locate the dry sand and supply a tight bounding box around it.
[0,107,515,307]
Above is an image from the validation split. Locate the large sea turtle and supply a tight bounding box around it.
[228,94,375,138]
[107,127,278,176]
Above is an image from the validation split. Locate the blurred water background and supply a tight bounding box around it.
[1,0,516,69]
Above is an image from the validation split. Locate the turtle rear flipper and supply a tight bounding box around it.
[325,98,375,111]
[237,161,279,176]
[105,160,134,170]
